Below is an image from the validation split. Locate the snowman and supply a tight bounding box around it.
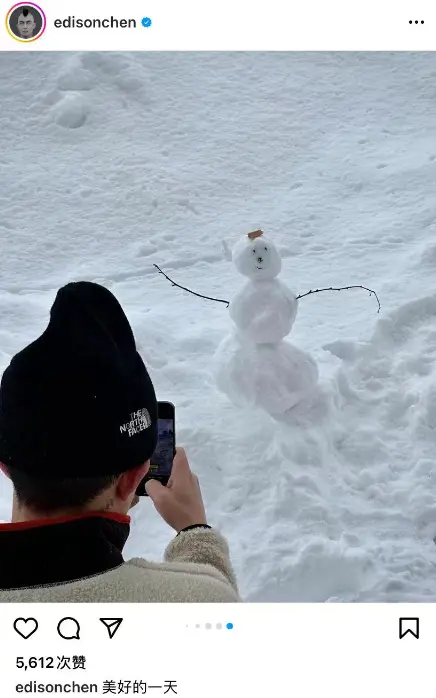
[213,230,319,416]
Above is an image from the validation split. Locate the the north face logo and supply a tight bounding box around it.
[120,408,151,437]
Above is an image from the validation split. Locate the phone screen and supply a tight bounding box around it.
[148,418,175,479]
[136,404,175,496]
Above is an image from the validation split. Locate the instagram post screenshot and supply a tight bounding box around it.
[1,0,436,695]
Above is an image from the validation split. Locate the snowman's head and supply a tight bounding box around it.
[231,233,281,280]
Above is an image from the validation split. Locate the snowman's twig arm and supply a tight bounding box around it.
[154,265,380,313]
[153,264,230,307]
[296,285,381,313]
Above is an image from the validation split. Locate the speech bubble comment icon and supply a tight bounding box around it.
[57,617,81,640]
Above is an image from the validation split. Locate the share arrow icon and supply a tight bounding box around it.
[100,618,123,639]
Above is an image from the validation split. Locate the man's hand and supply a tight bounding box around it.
[145,447,207,532]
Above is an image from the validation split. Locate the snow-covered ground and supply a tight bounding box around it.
[1,51,436,601]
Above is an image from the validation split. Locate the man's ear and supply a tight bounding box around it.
[115,461,150,502]
[0,463,10,480]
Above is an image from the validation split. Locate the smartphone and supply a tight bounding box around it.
[136,401,175,496]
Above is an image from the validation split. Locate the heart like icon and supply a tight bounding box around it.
[14,618,39,639]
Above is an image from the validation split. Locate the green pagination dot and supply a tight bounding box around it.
[226,623,234,629]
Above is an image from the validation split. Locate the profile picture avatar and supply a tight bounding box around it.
[6,2,46,42]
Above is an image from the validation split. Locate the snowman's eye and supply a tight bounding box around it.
[264,246,268,251]
[252,249,256,253]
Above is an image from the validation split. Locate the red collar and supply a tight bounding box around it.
[0,511,130,532]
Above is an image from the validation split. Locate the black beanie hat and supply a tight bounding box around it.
[0,282,158,478]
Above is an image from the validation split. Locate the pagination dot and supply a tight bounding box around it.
[226,622,234,629]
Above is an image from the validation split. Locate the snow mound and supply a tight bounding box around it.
[81,52,148,94]
[51,93,89,129]
[244,294,436,601]
[44,52,147,130]
[57,66,95,92]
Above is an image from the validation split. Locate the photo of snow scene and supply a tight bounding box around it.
[1,52,436,601]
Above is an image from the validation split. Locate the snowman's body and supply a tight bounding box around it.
[214,231,318,416]
[215,331,318,414]
[229,277,298,344]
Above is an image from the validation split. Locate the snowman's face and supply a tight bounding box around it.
[232,237,281,279]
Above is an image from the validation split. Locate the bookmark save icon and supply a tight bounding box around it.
[100,618,123,639]
[399,618,419,639]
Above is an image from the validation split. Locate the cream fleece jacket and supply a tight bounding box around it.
[0,527,240,602]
